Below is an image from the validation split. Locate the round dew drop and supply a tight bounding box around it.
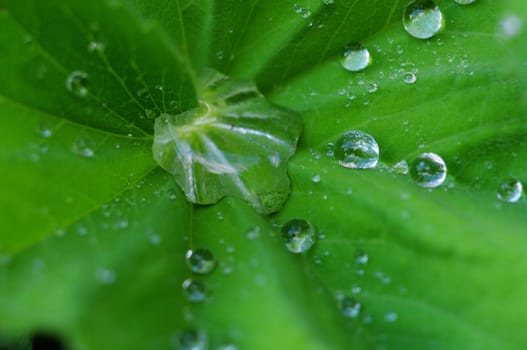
[334,131,379,169]
[66,71,89,97]
[281,219,316,253]
[185,248,217,274]
[403,0,445,39]
[497,178,523,203]
[341,43,372,72]
[341,297,362,318]
[410,152,447,188]
[182,278,207,303]
[403,72,417,84]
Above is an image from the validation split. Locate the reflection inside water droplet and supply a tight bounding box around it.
[410,152,447,188]
[497,178,523,203]
[185,248,217,274]
[403,0,444,39]
[334,130,379,169]
[281,219,316,253]
[340,43,372,72]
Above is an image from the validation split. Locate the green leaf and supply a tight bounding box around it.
[1,0,526,349]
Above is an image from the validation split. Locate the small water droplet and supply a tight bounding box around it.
[341,297,362,318]
[88,41,105,53]
[311,174,321,183]
[179,329,208,350]
[367,82,378,93]
[355,249,368,265]
[66,71,89,97]
[403,0,445,39]
[38,124,53,138]
[384,312,398,323]
[454,0,476,4]
[246,226,261,240]
[403,72,417,84]
[334,130,379,169]
[341,43,372,72]
[96,268,116,285]
[281,219,316,253]
[499,15,523,38]
[497,178,523,203]
[392,160,409,174]
[185,249,217,274]
[182,278,207,303]
[410,152,447,188]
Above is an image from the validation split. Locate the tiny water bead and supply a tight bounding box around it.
[403,72,417,84]
[179,329,208,350]
[497,178,523,203]
[185,249,217,274]
[281,219,316,253]
[334,131,379,169]
[454,0,476,4]
[66,71,89,97]
[72,137,95,158]
[410,153,447,188]
[403,0,444,39]
[355,249,368,265]
[341,297,362,318]
[340,43,372,72]
[182,278,207,303]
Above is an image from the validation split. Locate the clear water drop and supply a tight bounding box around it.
[72,137,95,158]
[96,268,116,285]
[392,160,409,174]
[182,278,207,303]
[334,130,379,169]
[410,152,447,188]
[66,71,89,97]
[355,249,368,265]
[88,41,105,52]
[497,178,523,203]
[312,174,321,183]
[179,329,208,350]
[367,83,378,93]
[384,312,398,322]
[499,15,523,38]
[403,72,417,84]
[403,0,444,39]
[341,297,362,318]
[454,0,476,4]
[281,219,316,253]
[341,43,372,72]
[185,249,217,274]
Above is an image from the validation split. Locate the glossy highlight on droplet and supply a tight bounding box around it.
[281,219,316,253]
[340,43,372,72]
[410,152,447,188]
[185,248,217,274]
[334,131,379,169]
[497,178,523,203]
[66,71,89,97]
[403,0,444,39]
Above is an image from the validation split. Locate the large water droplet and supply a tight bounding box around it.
[341,297,362,318]
[334,131,379,169]
[454,0,476,4]
[179,330,208,350]
[410,152,447,188]
[72,137,95,158]
[403,0,444,39]
[185,249,217,274]
[497,178,523,203]
[66,71,89,97]
[182,278,207,303]
[341,43,372,72]
[281,219,316,253]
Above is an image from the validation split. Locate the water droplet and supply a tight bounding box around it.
[281,219,316,253]
[334,131,379,169]
[88,41,105,53]
[312,174,321,183]
[341,297,362,318]
[182,278,207,303]
[185,249,217,274]
[355,249,368,264]
[403,0,445,39]
[96,268,116,285]
[246,226,261,240]
[38,124,53,138]
[179,330,208,350]
[66,71,89,97]
[384,312,398,322]
[392,160,409,174]
[403,72,417,84]
[72,137,95,158]
[367,83,378,93]
[497,178,523,203]
[217,345,237,350]
[499,15,523,38]
[410,152,447,188]
[454,0,476,4]
[341,43,372,72]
